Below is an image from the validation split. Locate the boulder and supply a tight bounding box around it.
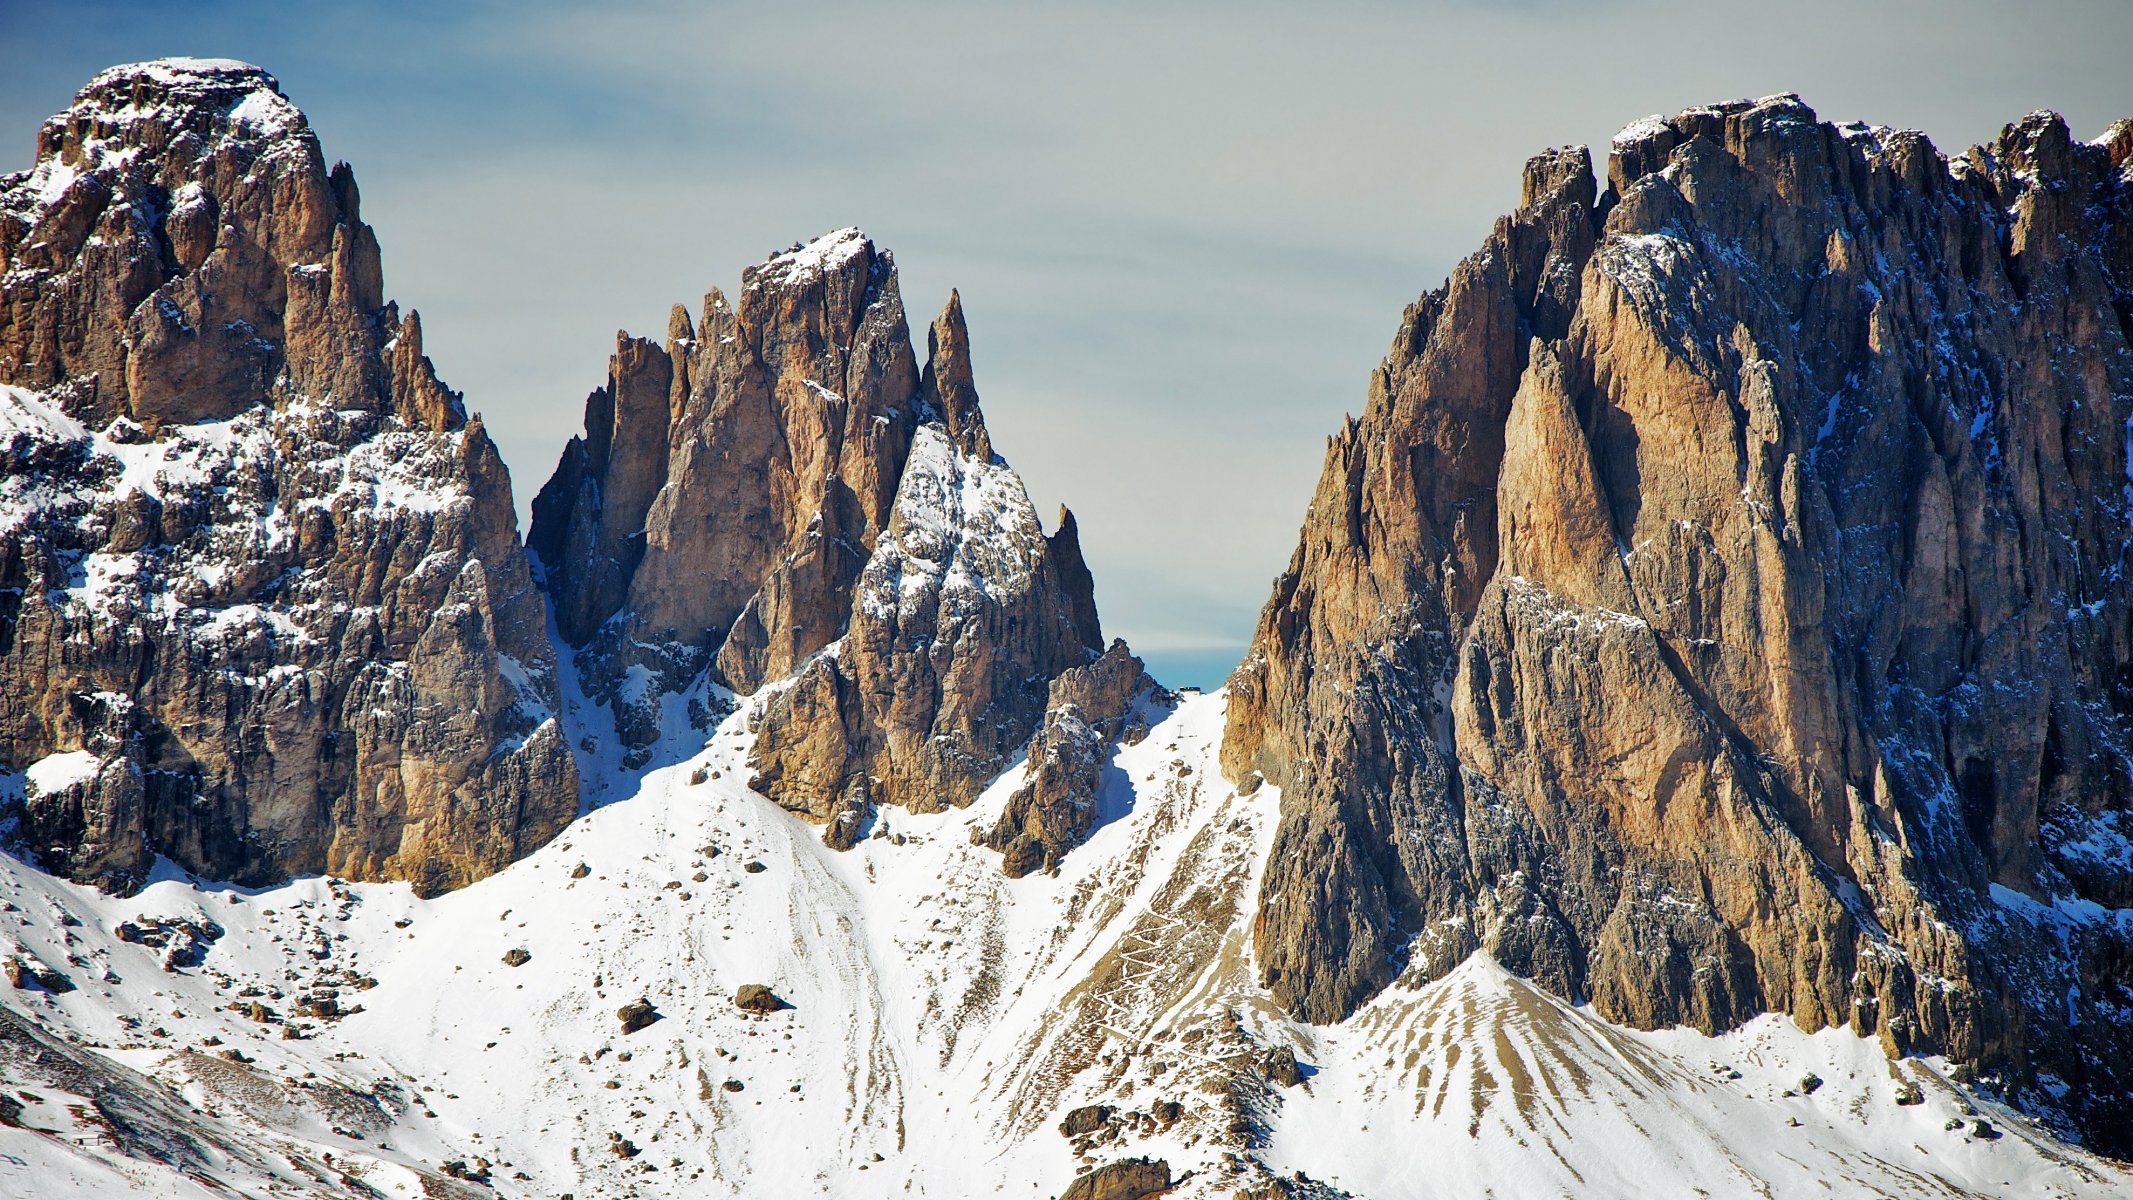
[734,984,789,1014]
[1057,1157,1171,1200]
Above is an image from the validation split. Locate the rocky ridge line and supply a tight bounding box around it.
[0,59,576,894]
[1224,94,2133,1153]
[531,231,1119,853]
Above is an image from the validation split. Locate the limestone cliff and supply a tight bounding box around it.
[0,60,576,895]
[1224,96,2133,1152]
[531,231,1106,837]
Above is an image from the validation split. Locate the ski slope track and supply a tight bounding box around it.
[2,686,2128,1199]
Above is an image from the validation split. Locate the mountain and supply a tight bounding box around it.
[1223,93,2133,1155]
[0,60,576,896]
[2,60,2131,1200]
[529,231,1135,853]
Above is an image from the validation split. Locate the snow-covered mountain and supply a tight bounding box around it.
[3,59,2132,1200]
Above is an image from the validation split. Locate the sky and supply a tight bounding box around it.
[4,0,2130,687]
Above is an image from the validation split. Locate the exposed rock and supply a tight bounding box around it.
[749,423,1103,821]
[501,948,530,968]
[978,641,1168,877]
[1057,1157,1172,1200]
[115,915,222,970]
[1263,1045,1305,1089]
[1224,94,2133,1153]
[1058,1103,1114,1138]
[530,229,924,759]
[733,983,789,1014]
[532,228,1109,821]
[4,950,74,993]
[616,998,659,1034]
[0,60,576,895]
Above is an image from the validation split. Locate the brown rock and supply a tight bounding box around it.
[978,641,1166,876]
[733,983,789,1014]
[1057,1104,1113,1138]
[1223,95,2133,1154]
[1056,1157,1171,1200]
[531,232,1109,814]
[1262,1045,1305,1089]
[530,229,922,760]
[616,999,659,1034]
[0,61,577,896]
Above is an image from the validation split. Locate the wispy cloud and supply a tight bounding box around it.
[4,0,2129,684]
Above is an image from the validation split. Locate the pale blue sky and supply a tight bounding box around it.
[5,0,2129,685]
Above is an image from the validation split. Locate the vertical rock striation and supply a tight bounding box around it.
[1224,96,2133,1151]
[531,230,1108,839]
[0,59,576,895]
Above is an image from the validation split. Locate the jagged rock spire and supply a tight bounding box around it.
[921,289,992,461]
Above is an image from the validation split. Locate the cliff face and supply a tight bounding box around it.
[531,233,1105,838]
[1224,96,2133,1150]
[0,60,576,895]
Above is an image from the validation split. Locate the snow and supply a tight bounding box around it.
[1612,115,1671,147]
[1268,952,2124,1200]
[22,750,100,796]
[226,88,302,140]
[86,58,268,88]
[859,424,1047,623]
[751,227,870,290]
[0,384,86,443]
[4,684,2125,1198]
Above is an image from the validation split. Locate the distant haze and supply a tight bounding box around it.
[5,0,2128,687]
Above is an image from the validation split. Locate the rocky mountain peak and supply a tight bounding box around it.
[1226,94,2133,1152]
[535,230,1111,847]
[0,57,460,435]
[0,62,574,896]
[920,288,991,461]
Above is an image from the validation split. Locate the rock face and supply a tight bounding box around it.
[533,230,1108,836]
[1224,95,2133,1152]
[0,60,576,894]
[531,228,928,756]
[978,639,1167,877]
[1057,1157,1171,1200]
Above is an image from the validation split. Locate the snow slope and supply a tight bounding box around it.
[2,690,2127,1199]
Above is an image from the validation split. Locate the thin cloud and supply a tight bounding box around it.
[3,0,2129,686]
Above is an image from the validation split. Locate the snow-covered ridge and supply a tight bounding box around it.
[4,56,305,222]
[68,56,298,138]
[2,690,2124,1198]
[747,225,872,291]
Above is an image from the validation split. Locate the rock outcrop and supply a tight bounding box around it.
[532,229,1108,837]
[1224,95,2133,1152]
[0,60,576,894]
[978,639,1167,877]
[1056,1157,1172,1200]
